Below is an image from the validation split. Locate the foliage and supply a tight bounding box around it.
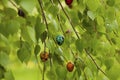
[0,0,120,80]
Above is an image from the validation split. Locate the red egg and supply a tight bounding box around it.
[65,0,73,6]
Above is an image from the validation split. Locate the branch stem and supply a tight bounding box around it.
[8,0,18,9]
[57,15,65,35]
[58,0,107,76]
[58,0,80,39]
[85,49,107,76]
[35,56,42,72]
[38,0,49,80]
[42,63,45,80]
[38,0,48,31]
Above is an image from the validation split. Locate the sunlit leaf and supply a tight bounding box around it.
[86,0,100,11]
[20,0,36,13]
[87,11,96,20]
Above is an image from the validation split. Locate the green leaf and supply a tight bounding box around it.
[105,7,115,21]
[6,20,20,35]
[27,26,36,43]
[4,71,15,80]
[104,58,114,70]
[40,31,48,43]
[75,39,84,53]
[0,64,6,79]
[20,0,36,13]
[1,20,20,37]
[4,8,17,17]
[34,44,41,56]
[35,17,46,41]
[0,46,10,55]
[0,34,10,53]
[1,0,8,8]
[26,16,36,27]
[115,51,120,64]
[74,58,85,71]
[48,21,59,36]
[96,16,104,25]
[55,65,67,79]
[78,11,83,20]
[66,70,75,80]
[21,27,30,40]
[106,0,115,7]
[21,26,36,43]
[84,67,94,80]
[69,11,79,26]
[85,56,98,74]
[55,47,63,56]
[53,53,64,65]
[82,17,94,33]
[48,5,59,17]
[17,41,31,63]
[14,0,21,4]
[0,52,10,67]
[46,68,57,80]
[86,0,100,11]
[107,62,120,80]
[87,11,96,20]
[14,17,26,25]
[46,39,55,53]
[77,0,86,14]
[105,20,118,32]
[90,37,100,51]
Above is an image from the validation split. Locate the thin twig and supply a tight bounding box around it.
[49,50,53,67]
[106,34,113,45]
[35,56,42,72]
[50,0,54,5]
[58,0,107,76]
[85,49,107,76]
[70,48,77,59]
[37,0,49,80]
[83,70,87,80]
[52,37,68,62]
[8,0,18,9]
[42,63,45,80]
[57,14,77,62]
[57,15,65,35]
[44,42,46,52]
[93,21,97,33]
[38,0,48,31]
[58,0,80,39]
[20,36,22,48]
[113,31,119,37]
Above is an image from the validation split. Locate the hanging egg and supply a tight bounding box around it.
[56,35,64,46]
[65,0,73,6]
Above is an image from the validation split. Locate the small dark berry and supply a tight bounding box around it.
[18,9,25,17]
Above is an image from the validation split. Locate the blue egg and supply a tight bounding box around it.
[56,35,64,45]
